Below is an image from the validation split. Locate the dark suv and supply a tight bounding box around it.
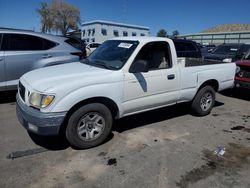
[204,43,250,62]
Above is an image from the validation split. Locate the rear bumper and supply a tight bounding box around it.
[235,80,250,89]
[16,94,66,135]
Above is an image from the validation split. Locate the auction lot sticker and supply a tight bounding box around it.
[118,43,133,49]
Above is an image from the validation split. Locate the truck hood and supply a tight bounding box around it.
[21,62,116,92]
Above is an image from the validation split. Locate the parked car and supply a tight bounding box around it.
[0,28,86,91]
[235,49,250,89]
[86,42,101,56]
[16,37,235,149]
[204,43,250,62]
[200,44,216,55]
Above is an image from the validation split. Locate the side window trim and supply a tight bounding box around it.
[2,33,56,51]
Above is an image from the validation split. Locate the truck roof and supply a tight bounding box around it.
[109,36,174,43]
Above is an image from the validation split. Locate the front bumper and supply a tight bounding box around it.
[234,80,250,89]
[16,94,67,135]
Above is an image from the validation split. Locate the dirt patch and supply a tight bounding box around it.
[107,158,117,166]
[231,126,245,130]
[231,126,250,133]
[222,130,232,133]
[244,128,250,133]
[212,113,219,117]
[98,152,107,157]
[176,143,250,188]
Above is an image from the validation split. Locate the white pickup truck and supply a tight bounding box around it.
[16,37,236,149]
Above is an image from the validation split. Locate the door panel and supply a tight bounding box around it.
[123,68,179,115]
[123,41,180,115]
[4,51,46,89]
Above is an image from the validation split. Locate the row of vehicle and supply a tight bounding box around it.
[199,43,250,89]
[0,28,249,93]
[16,37,236,149]
[203,43,250,63]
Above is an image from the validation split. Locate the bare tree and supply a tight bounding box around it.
[157,29,167,37]
[37,0,80,35]
[172,30,180,38]
[37,2,53,33]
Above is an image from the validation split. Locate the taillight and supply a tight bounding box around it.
[71,52,86,60]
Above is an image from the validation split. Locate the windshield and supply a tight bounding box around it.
[213,44,239,55]
[243,50,250,60]
[82,40,139,70]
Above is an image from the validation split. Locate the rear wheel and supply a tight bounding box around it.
[191,86,215,116]
[66,103,113,149]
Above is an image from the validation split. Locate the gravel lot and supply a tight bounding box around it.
[0,90,249,188]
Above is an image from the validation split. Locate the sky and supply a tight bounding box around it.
[0,0,250,36]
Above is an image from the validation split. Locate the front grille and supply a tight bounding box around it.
[238,71,250,79]
[19,82,25,101]
[238,65,250,78]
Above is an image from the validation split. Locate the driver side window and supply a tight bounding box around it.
[133,41,172,70]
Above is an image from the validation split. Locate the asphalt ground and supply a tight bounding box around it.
[0,89,249,188]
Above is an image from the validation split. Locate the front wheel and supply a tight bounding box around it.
[66,103,113,149]
[191,86,215,116]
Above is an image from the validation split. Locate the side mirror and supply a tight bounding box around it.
[129,60,148,73]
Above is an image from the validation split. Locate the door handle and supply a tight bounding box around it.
[167,74,175,80]
[0,57,3,61]
[42,54,52,58]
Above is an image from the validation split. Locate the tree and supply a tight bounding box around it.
[37,0,80,36]
[37,2,53,33]
[156,29,167,37]
[172,30,180,38]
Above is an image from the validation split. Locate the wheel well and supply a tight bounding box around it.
[198,79,219,92]
[59,97,119,135]
[68,97,119,119]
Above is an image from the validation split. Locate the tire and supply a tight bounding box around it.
[191,86,215,116]
[66,103,113,149]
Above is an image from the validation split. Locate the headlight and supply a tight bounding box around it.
[222,58,232,63]
[29,92,55,109]
[236,66,241,74]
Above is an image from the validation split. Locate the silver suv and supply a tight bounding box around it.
[0,28,86,91]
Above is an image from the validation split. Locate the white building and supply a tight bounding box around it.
[81,20,150,43]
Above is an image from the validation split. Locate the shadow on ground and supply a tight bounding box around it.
[28,132,70,151]
[28,130,114,151]
[114,101,224,133]
[0,90,17,104]
[220,88,250,101]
